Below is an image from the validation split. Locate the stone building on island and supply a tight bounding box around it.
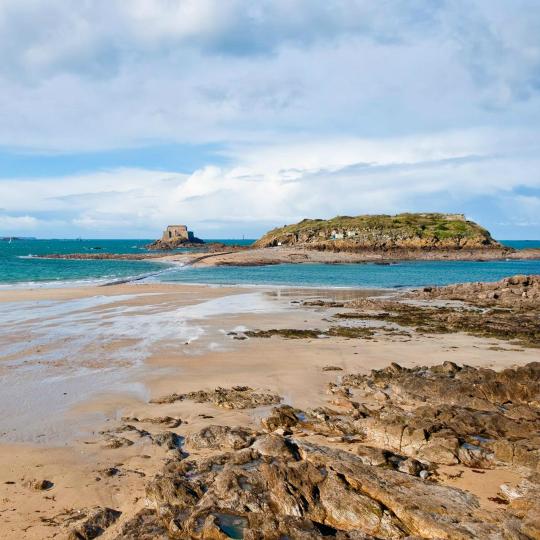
[162,224,190,242]
[147,224,203,250]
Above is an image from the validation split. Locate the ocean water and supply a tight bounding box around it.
[155,259,540,289]
[0,239,173,286]
[0,238,539,288]
[501,240,540,249]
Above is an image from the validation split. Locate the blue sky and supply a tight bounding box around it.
[0,0,539,239]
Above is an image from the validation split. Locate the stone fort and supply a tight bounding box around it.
[161,224,192,242]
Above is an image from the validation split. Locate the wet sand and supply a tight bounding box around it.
[0,283,537,539]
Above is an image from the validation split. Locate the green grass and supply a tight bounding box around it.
[257,213,497,245]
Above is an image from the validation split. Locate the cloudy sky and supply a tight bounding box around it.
[1,0,539,239]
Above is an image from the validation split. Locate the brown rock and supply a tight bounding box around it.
[68,507,121,540]
[186,425,256,451]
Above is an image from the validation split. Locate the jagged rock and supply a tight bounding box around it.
[122,416,183,428]
[186,425,256,450]
[337,363,540,468]
[152,431,184,450]
[396,457,424,476]
[251,434,299,459]
[103,437,134,449]
[262,405,301,432]
[355,446,389,467]
[114,509,169,539]
[143,435,505,539]
[412,274,540,308]
[151,386,281,409]
[68,507,121,540]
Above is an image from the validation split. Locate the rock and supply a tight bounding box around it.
[309,362,540,475]
[151,386,281,409]
[103,437,134,449]
[372,390,389,402]
[458,443,495,469]
[101,467,120,477]
[186,425,256,451]
[411,274,540,308]
[251,434,299,459]
[114,509,169,539]
[122,416,183,428]
[355,445,389,467]
[152,431,184,451]
[322,365,344,371]
[397,457,423,476]
[262,405,302,432]
[68,507,121,540]
[143,435,502,539]
[28,479,54,491]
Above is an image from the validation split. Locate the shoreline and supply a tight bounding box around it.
[3,247,540,291]
[31,245,540,266]
[1,279,539,538]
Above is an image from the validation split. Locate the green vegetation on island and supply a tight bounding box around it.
[254,213,500,250]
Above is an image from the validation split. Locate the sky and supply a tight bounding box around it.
[0,1,539,239]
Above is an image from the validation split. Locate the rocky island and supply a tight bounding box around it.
[33,213,540,267]
[254,213,500,251]
[146,224,204,250]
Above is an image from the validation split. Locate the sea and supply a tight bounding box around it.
[1,238,539,289]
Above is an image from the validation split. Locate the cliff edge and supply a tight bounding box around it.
[254,213,502,251]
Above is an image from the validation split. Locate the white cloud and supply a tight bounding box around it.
[0,1,539,238]
[1,128,539,238]
[0,215,39,231]
[0,1,538,151]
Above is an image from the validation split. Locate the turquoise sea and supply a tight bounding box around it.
[0,238,539,288]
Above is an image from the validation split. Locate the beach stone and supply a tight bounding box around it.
[397,457,423,476]
[103,437,134,449]
[68,507,121,540]
[28,479,54,491]
[262,405,301,432]
[152,431,184,450]
[114,509,169,539]
[251,434,299,459]
[355,445,389,467]
[186,425,256,450]
[151,386,281,409]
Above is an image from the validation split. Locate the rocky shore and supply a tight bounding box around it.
[114,361,539,539]
[2,277,539,539]
[254,213,501,251]
[34,245,540,266]
[181,245,540,267]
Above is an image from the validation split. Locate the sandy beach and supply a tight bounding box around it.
[0,280,538,538]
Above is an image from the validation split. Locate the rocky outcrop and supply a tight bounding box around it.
[123,436,520,539]
[254,213,503,251]
[68,507,121,539]
[411,274,540,307]
[332,362,540,471]
[146,237,204,250]
[150,386,282,409]
[185,425,257,450]
[346,289,540,347]
[113,362,540,539]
